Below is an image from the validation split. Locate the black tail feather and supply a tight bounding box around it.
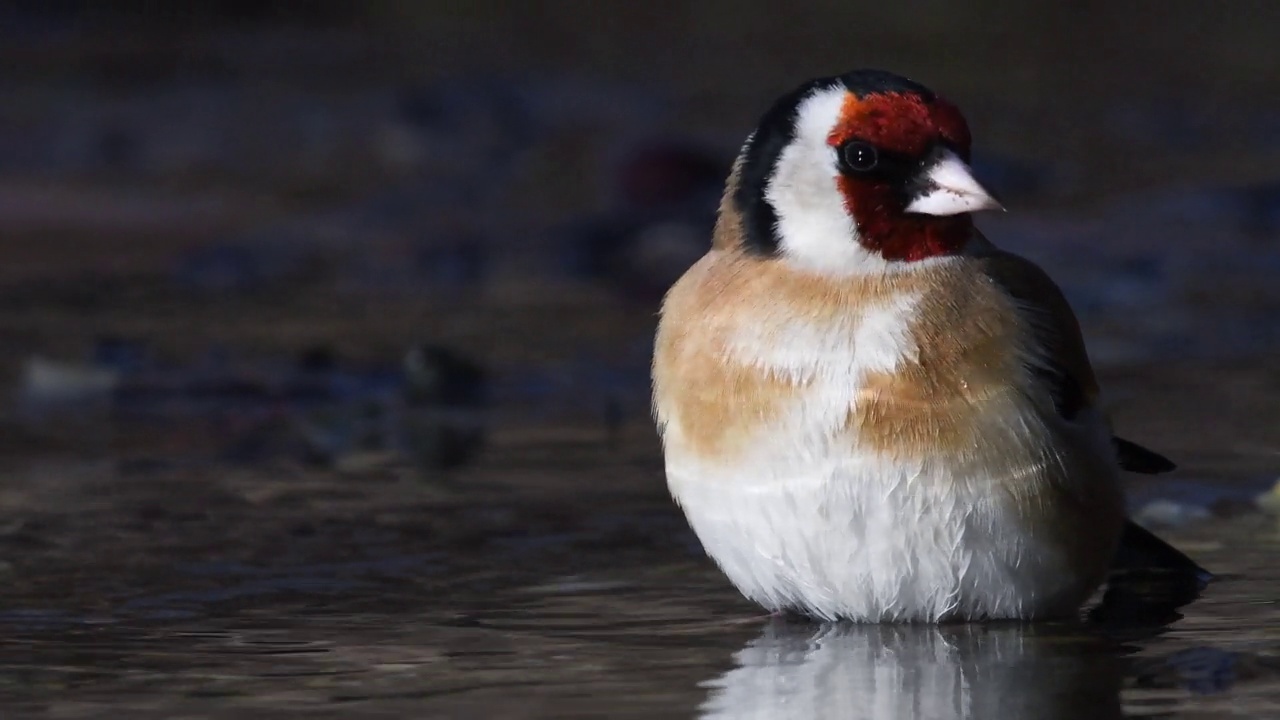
[1092,520,1211,626]
[1112,520,1211,585]
[1114,437,1177,474]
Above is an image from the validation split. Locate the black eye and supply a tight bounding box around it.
[840,142,879,173]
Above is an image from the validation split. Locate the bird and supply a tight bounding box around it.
[651,69,1207,623]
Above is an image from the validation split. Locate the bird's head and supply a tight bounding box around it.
[730,69,1002,275]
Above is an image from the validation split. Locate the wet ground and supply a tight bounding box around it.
[3,7,1280,718]
[0,362,1277,718]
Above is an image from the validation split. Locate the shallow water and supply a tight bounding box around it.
[0,435,1277,718]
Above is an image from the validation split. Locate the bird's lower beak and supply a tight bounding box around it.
[903,148,1004,216]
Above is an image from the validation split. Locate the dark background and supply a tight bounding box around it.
[5,2,1278,464]
[1,1,1278,528]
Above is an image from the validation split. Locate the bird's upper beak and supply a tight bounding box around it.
[904,147,1004,216]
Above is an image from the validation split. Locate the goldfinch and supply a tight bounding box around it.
[651,69,1204,622]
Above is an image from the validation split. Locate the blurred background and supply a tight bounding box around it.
[2,1,1280,713]
[5,0,1280,475]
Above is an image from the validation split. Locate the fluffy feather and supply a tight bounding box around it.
[654,223,1126,621]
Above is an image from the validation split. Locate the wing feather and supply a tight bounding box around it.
[975,241,1175,474]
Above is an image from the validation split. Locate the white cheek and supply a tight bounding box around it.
[761,89,902,278]
[765,92,873,275]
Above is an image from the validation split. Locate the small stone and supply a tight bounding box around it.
[1133,499,1211,528]
[1255,478,1280,514]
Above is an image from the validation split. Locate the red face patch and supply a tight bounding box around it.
[826,91,974,262]
[826,92,971,159]
[926,97,972,160]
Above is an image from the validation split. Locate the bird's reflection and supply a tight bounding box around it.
[699,620,1125,720]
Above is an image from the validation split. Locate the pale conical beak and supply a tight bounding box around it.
[903,148,1005,216]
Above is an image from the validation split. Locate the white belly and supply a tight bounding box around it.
[667,450,1104,622]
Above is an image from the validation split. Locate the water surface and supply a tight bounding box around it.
[0,436,1276,718]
